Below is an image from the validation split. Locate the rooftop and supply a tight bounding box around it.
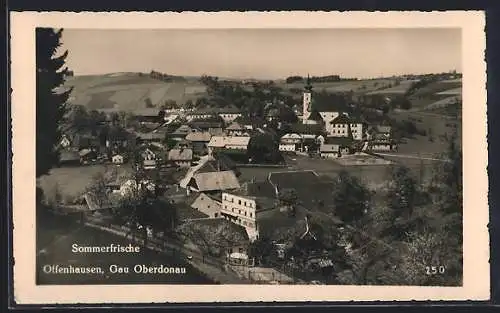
[330,114,351,124]
[208,136,251,148]
[168,148,193,161]
[185,131,212,142]
[189,170,241,192]
[324,136,354,145]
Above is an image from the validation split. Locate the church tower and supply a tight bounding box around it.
[302,74,313,124]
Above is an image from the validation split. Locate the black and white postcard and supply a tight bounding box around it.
[11,11,489,304]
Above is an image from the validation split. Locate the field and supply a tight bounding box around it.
[64,73,208,112]
[410,80,462,98]
[365,79,417,95]
[238,155,434,191]
[279,79,398,94]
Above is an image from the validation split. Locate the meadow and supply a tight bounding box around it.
[64,73,208,112]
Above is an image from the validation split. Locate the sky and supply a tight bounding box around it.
[60,28,462,79]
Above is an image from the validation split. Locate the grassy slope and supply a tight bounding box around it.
[65,72,208,113]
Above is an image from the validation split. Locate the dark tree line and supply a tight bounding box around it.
[36,28,73,177]
[285,75,359,84]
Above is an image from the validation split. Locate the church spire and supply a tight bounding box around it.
[305,74,313,92]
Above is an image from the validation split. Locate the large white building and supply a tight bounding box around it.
[220,192,275,242]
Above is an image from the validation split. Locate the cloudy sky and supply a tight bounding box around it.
[60,28,461,79]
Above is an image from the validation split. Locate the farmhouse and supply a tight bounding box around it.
[189,118,225,131]
[167,148,193,168]
[279,133,303,152]
[226,121,250,137]
[215,106,243,123]
[207,136,250,156]
[189,192,222,218]
[185,110,214,122]
[319,143,340,159]
[112,154,126,164]
[169,125,195,140]
[185,131,212,155]
[369,139,397,152]
[59,135,71,149]
[321,137,353,157]
[186,170,240,194]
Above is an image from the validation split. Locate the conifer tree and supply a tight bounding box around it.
[36,28,72,177]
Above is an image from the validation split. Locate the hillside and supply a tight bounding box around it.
[64,72,208,113]
[64,72,462,115]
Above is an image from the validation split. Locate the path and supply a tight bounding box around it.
[83,217,248,284]
[373,152,449,162]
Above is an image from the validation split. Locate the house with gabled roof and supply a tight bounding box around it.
[207,136,250,156]
[185,131,212,155]
[169,124,196,140]
[188,192,222,218]
[320,136,353,158]
[187,170,240,194]
[279,133,303,152]
[226,121,250,137]
[58,134,72,149]
[167,147,193,168]
[233,115,263,130]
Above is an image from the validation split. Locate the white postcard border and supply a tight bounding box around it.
[11,11,489,304]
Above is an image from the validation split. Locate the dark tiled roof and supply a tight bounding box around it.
[289,123,325,135]
[324,136,354,145]
[176,202,210,220]
[307,109,324,121]
[330,114,351,124]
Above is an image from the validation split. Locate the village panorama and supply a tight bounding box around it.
[36,28,463,286]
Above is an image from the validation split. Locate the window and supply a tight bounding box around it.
[244,212,247,216]
[250,212,253,217]
[238,200,241,205]
[232,208,235,212]
[239,210,241,214]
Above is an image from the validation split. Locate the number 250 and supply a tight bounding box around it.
[426,266,445,275]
